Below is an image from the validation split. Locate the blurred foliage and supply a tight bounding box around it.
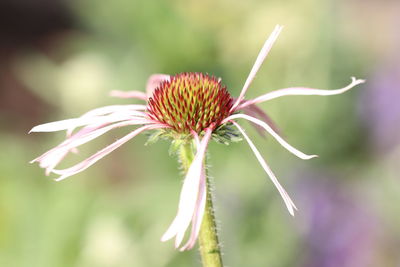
[1,0,400,266]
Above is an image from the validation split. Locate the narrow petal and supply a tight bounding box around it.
[190,130,200,147]
[75,104,147,118]
[30,118,97,133]
[146,74,170,97]
[32,118,155,175]
[109,90,148,100]
[231,121,297,215]
[179,166,207,251]
[33,117,151,162]
[231,25,283,111]
[66,106,147,137]
[30,106,147,133]
[51,124,165,181]
[224,114,317,160]
[239,77,366,108]
[161,128,212,247]
[241,103,281,137]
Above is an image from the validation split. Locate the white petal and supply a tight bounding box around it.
[32,118,155,176]
[66,107,147,137]
[30,109,146,133]
[224,114,317,160]
[231,122,297,215]
[74,104,147,118]
[231,25,283,111]
[191,130,200,148]
[239,77,365,108]
[240,103,281,137]
[51,124,164,181]
[161,128,212,247]
[179,165,207,251]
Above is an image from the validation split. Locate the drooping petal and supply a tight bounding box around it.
[231,25,283,111]
[32,118,156,175]
[30,113,144,133]
[50,124,165,181]
[32,118,151,164]
[30,105,147,134]
[231,121,297,215]
[179,165,207,251]
[240,103,281,137]
[161,128,212,248]
[190,130,200,147]
[239,77,366,109]
[66,105,147,137]
[109,90,148,100]
[224,114,317,160]
[146,74,170,97]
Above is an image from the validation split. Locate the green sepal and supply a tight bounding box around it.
[144,130,164,146]
[169,139,185,156]
[212,123,242,145]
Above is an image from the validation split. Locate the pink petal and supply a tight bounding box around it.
[76,104,147,117]
[32,118,154,175]
[146,74,170,97]
[239,77,366,108]
[66,106,147,137]
[50,124,165,181]
[109,90,148,100]
[231,25,283,111]
[231,121,297,215]
[190,130,200,147]
[30,112,144,133]
[240,103,281,137]
[161,128,212,248]
[30,105,147,133]
[224,114,317,160]
[179,165,207,251]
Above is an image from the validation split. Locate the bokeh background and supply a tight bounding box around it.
[1,0,399,266]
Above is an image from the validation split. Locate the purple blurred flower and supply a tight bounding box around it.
[297,172,379,267]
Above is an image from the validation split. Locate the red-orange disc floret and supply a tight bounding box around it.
[147,72,234,134]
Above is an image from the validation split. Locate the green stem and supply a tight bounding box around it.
[198,173,223,267]
[179,142,223,267]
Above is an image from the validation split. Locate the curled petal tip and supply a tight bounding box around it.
[304,154,319,160]
[351,77,366,84]
[54,175,69,182]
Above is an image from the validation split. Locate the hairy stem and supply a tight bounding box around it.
[198,173,223,267]
[179,142,223,267]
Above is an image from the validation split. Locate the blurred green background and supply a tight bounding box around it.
[1,0,399,266]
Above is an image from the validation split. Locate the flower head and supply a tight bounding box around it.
[30,25,364,251]
[148,72,233,134]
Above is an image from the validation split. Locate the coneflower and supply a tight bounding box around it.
[30,25,364,265]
